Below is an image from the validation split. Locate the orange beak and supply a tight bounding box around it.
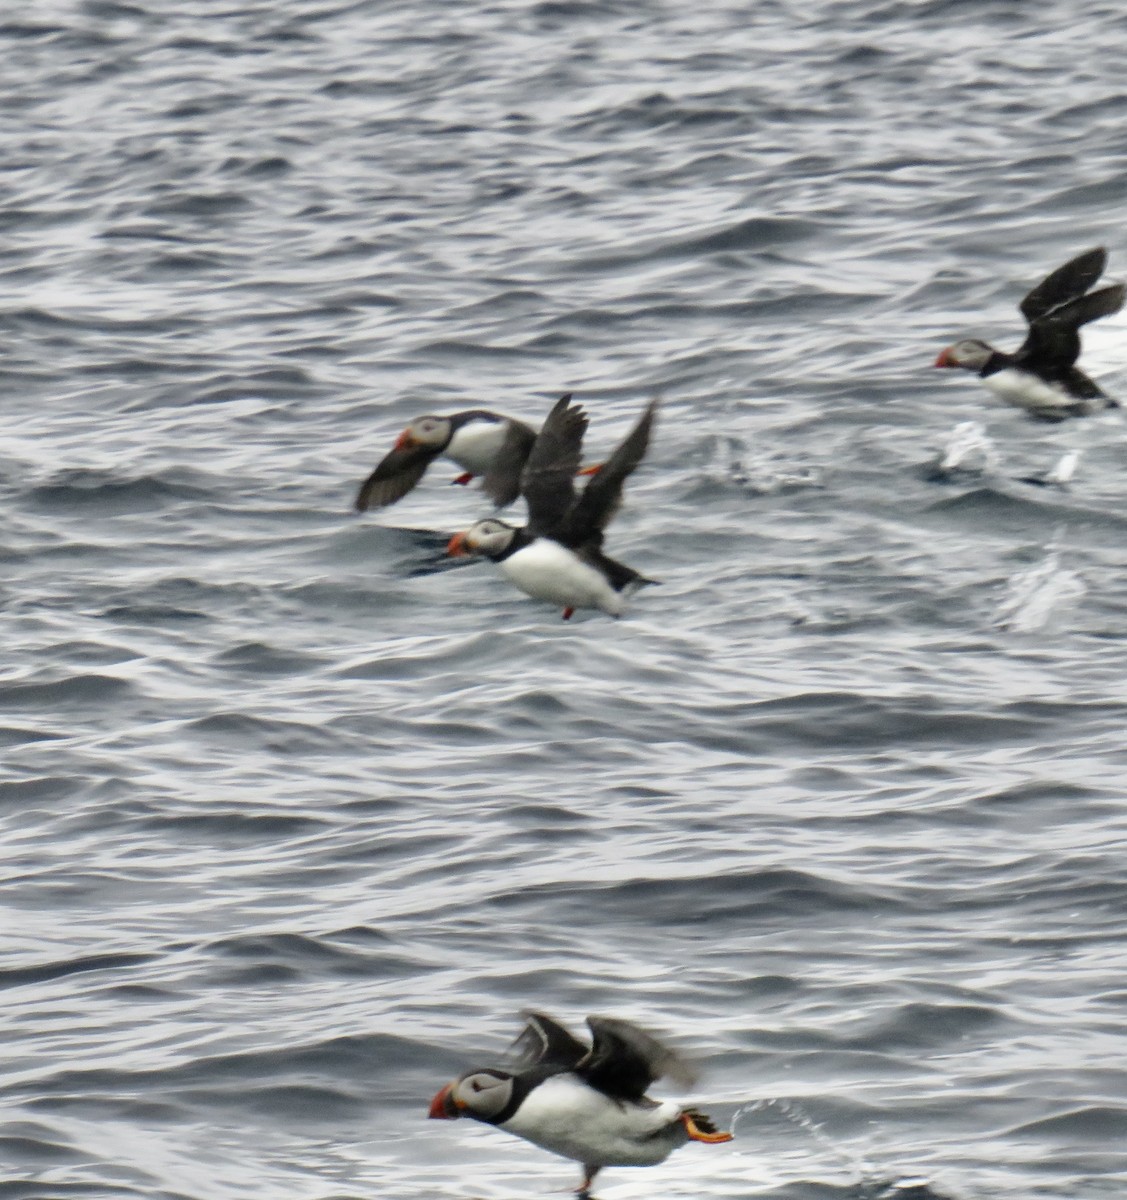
[428,1082,461,1119]
[934,348,953,368]
[394,430,417,450]
[446,531,469,557]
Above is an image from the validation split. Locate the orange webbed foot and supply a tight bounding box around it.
[681,1111,734,1143]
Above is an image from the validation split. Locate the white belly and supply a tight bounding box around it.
[446,419,509,474]
[501,540,623,616]
[984,369,1075,413]
[500,1075,684,1167]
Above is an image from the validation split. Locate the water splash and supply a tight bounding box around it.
[1044,449,1081,486]
[728,1099,947,1199]
[884,1178,942,1195]
[714,435,821,494]
[1019,448,1082,488]
[729,1097,874,1184]
[929,421,999,479]
[995,546,1087,632]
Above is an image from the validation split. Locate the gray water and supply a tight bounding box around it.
[3,2,1127,1199]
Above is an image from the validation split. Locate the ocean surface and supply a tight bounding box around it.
[3,2,1127,1198]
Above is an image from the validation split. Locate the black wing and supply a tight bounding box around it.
[510,1011,589,1070]
[576,1015,697,1102]
[480,419,536,508]
[520,394,587,536]
[560,399,658,548]
[354,443,438,511]
[1019,247,1106,324]
[1018,283,1125,373]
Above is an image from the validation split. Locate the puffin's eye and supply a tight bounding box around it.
[471,1080,483,1092]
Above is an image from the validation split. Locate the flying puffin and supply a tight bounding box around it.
[428,1011,733,1199]
[354,409,538,511]
[445,394,658,619]
[934,247,1125,419]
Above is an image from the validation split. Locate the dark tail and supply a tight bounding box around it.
[587,548,659,593]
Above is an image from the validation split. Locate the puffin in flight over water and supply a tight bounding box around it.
[354,409,538,511]
[428,1011,733,1199]
[446,394,659,619]
[934,246,1124,419]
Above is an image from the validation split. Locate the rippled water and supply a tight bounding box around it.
[4,2,1127,1199]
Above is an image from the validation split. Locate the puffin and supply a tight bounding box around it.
[428,1011,733,1199]
[354,409,537,511]
[934,247,1125,419]
[445,394,658,619]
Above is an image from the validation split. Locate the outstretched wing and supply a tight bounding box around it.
[510,1011,589,1069]
[561,399,658,547]
[1019,283,1126,373]
[1019,247,1106,324]
[520,394,587,536]
[480,419,537,508]
[576,1015,697,1102]
[354,444,437,511]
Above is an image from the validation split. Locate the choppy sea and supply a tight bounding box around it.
[3,2,1127,1198]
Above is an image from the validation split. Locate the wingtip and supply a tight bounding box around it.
[548,391,575,414]
[1081,282,1126,320]
[1074,246,1108,271]
[545,390,586,420]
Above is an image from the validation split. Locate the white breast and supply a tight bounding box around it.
[501,1074,684,1167]
[984,369,1075,414]
[446,419,510,474]
[501,540,623,616]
